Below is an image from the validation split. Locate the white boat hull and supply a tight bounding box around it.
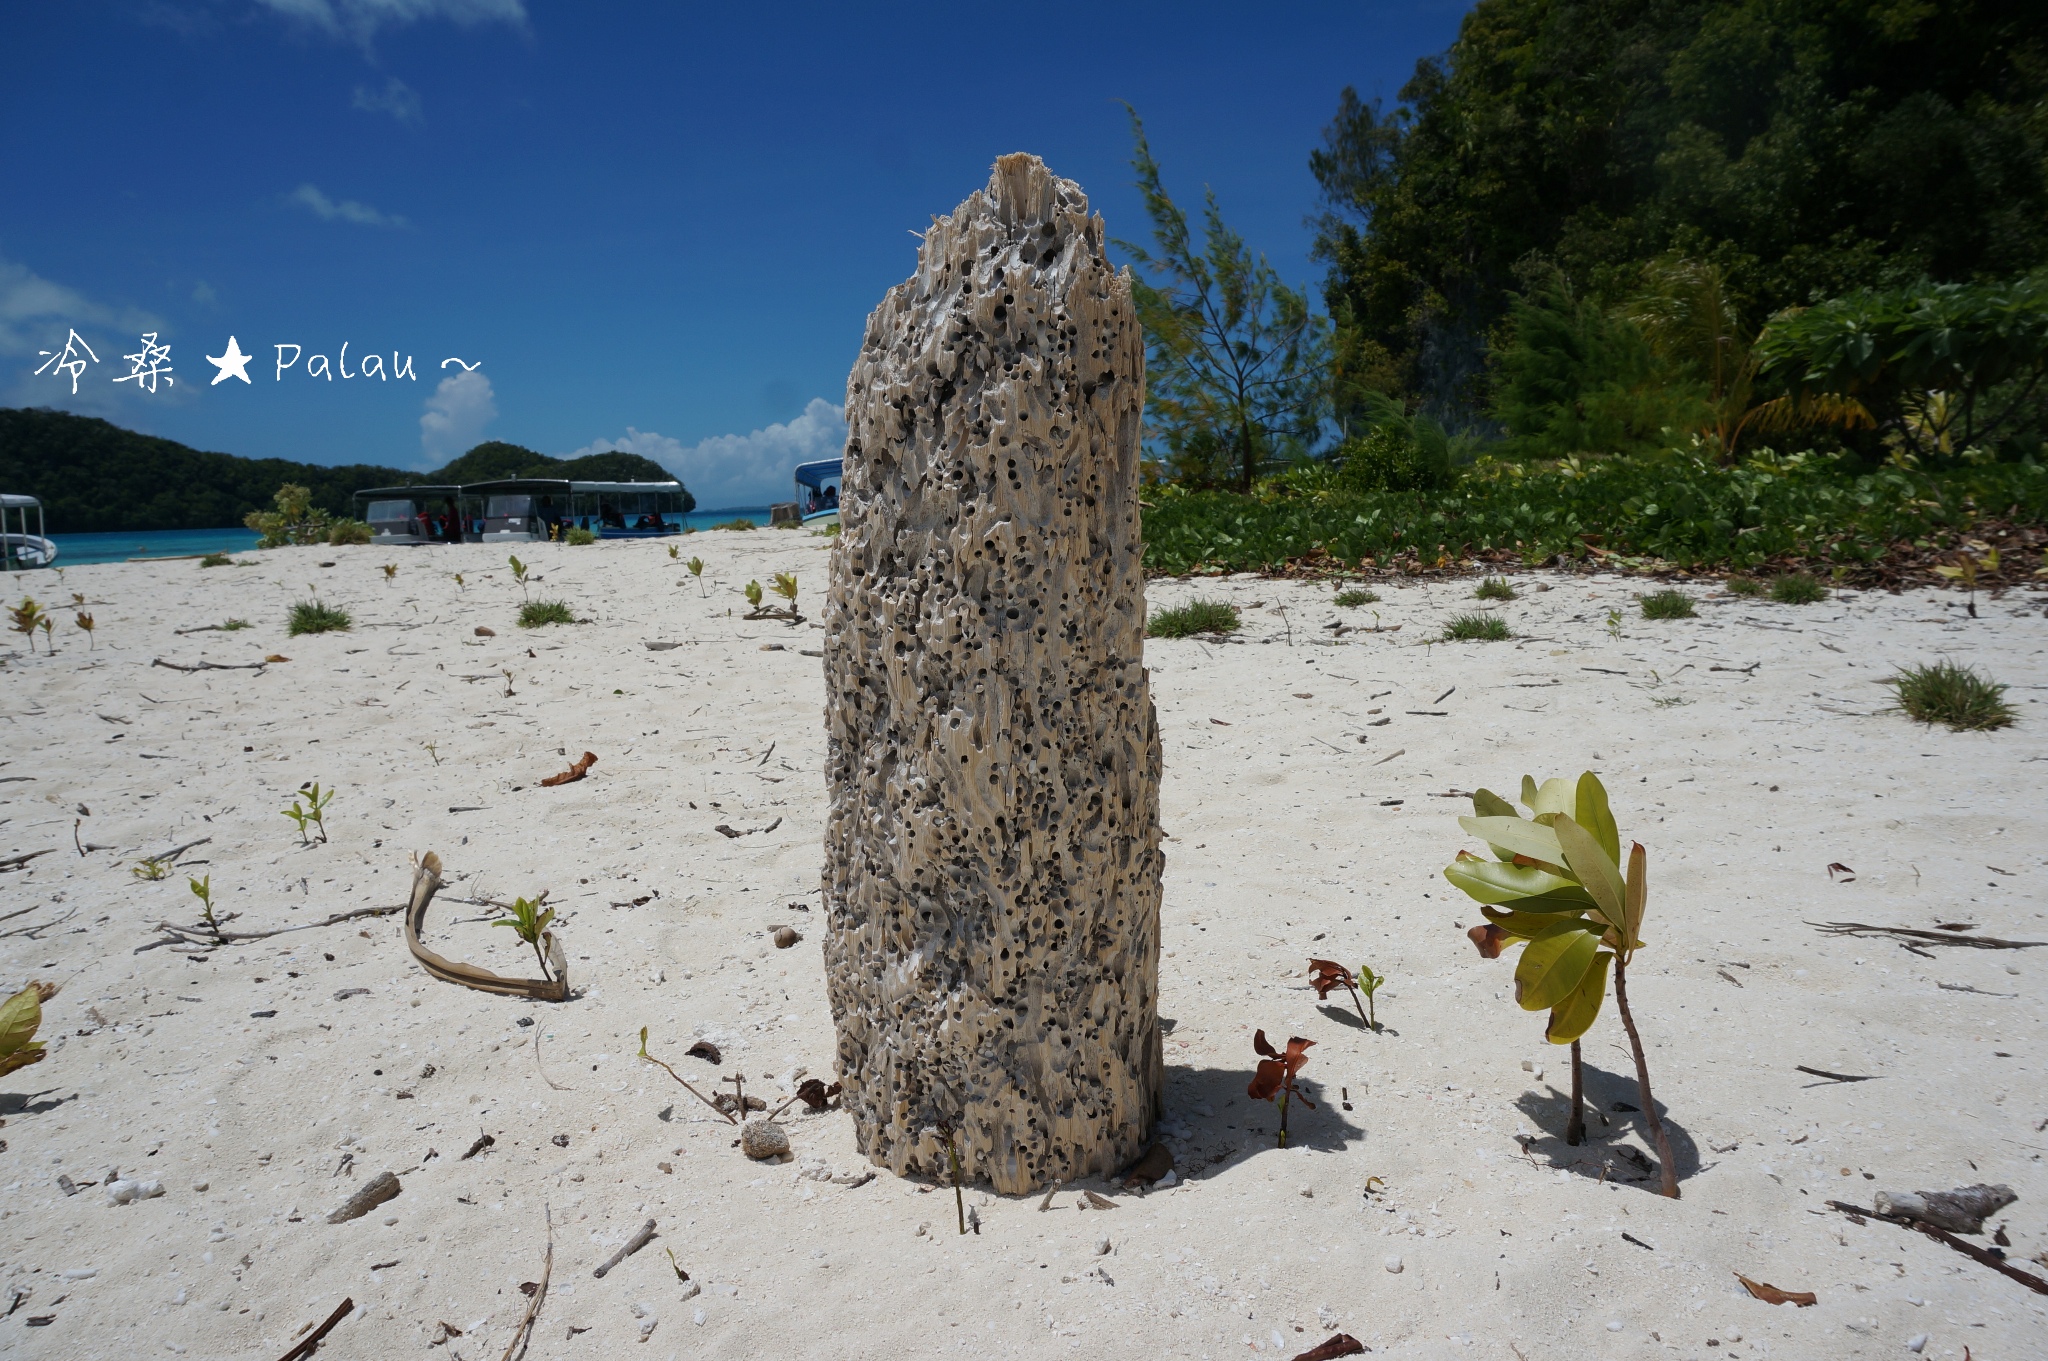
[1,533,56,568]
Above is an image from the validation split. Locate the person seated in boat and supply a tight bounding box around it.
[536,496,563,539]
[599,500,626,530]
[441,497,464,545]
[822,485,839,509]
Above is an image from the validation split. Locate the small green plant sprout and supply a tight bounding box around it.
[1726,573,1763,596]
[132,854,173,881]
[771,571,798,610]
[1307,959,1384,1029]
[494,895,557,979]
[380,563,399,584]
[1933,546,1997,617]
[1638,589,1695,620]
[1147,598,1240,638]
[1886,659,2016,732]
[283,781,334,845]
[423,741,441,766]
[1443,611,1510,642]
[9,596,46,654]
[1474,576,1516,601]
[37,616,53,651]
[636,1025,735,1122]
[685,556,705,595]
[1604,606,1623,639]
[1444,772,1679,1197]
[518,599,575,628]
[1768,571,1826,604]
[1247,1030,1314,1147]
[221,618,251,631]
[452,572,466,591]
[564,526,596,546]
[199,552,233,568]
[287,599,352,636]
[666,543,679,560]
[0,981,59,1080]
[1332,587,1379,607]
[508,554,531,600]
[189,873,221,936]
[744,579,764,610]
[74,610,95,649]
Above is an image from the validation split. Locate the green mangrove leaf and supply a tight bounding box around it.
[1523,776,1577,817]
[0,985,41,1057]
[1459,815,1564,867]
[1554,813,1626,930]
[1481,904,1586,939]
[1445,856,1589,906]
[1513,919,1603,1013]
[1575,771,1620,864]
[1624,841,1648,950]
[1545,950,1613,1044]
[1471,788,1517,820]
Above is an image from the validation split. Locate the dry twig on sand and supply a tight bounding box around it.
[499,1207,552,1361]
[592,1219,656,1278]
[1808,921,2045,953]
[274,1296,354,1361]
[139,900,404,954]
[151,657,268,673]
[1826,1200,2048,1296]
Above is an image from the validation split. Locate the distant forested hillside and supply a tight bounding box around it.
[0,409,689,532]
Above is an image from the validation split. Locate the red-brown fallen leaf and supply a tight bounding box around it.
[540,751,597,787]
[1307,959,1354,999]
[1292,1334,1366,1361]
[685,1040,722,1065]
[1735,1273,1816,1306]
[795,1078,840,1112]
[1826,862,1855,882]
[1468,923,1508,958]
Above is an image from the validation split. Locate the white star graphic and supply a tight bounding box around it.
[206,335,254,385]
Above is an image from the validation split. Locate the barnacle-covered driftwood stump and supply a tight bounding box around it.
[822,153,1163,1194]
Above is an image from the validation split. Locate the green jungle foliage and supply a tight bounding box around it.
[0,410,689,533]
[1311,0,2048,427]
[1140,450,2048,576]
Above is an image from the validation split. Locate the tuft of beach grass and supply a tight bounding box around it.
[1147,599,1240,638]
[1639,589,1696,619]
[1885,660,2015,732]
[1442,612,1510,642]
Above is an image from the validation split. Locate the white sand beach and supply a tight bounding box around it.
[1,532,2043,1360]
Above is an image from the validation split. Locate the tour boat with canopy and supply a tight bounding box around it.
[793,459,842,523]
[463,479,688,540]
[353,486,468,544]
[1,494,57,570]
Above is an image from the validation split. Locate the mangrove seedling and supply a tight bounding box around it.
[10,597,45,654]
[1934,547,1996,618]
[75,611,95,649]
[380,563,398,585]
[0,981,59,1079]
[423,741,441,766]
[636,1026,736,1123]
[509,554,531,601]
[453,572,466,591]
[1247,1029,1314,1147]
[938,1123,967,1234]
[189,873,222,937]
[132,854,172,881]
[771,571,798,611]
[744,580,764,610]
[283,781,334,845]
[666,544,679,560]
[1604,607,1623,639]
[1307,959,1384,1029]
[493,895,557,980]
[685,556,705,595]
[38,616,53,651]
[1443,771,1680,1197]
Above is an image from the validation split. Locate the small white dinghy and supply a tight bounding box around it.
[2,494,56,570]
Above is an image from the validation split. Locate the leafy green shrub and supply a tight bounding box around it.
[1474,576,1516,600]
[1332,588,1379,607]
[518,599,576,628]
[1725,574,1764,595]
[1886,660,2016,731]
[287,600,351,636]
[1443,612,1510,641]
[199,552,232,568]
[1335,423,1451,495]
[564,526,597,546]
[246,484,338,548]
[326,519,373,546]
[709,518,757,532]
[1147,599,1240,638]
[1139,449,2048,576]
[1639,589,1695,619]
[1768,571,1826,604]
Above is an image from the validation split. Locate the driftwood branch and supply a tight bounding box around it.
[591,1219,656,1278]
[1827,1200,2047,1297]
[0,849,56,872]
[1808,921,2045,950]
[139,901,403,953]
[404,852,567,1002]
[151,657,268,673]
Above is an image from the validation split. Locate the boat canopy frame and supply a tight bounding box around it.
[1,493,54,571]
[794,458,843,522]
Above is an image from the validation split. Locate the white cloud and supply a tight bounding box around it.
[569,398,846,509]
[288,183,408,228]
[420,369,497,465]
[254,0,526,45]
[0,255,160,358]
[351,76,422,122]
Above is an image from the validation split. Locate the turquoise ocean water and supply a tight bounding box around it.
[37,508,771,568]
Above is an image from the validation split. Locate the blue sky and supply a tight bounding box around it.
[3,1,1466,509]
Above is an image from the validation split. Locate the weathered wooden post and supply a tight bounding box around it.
[821,153,1163,1194]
